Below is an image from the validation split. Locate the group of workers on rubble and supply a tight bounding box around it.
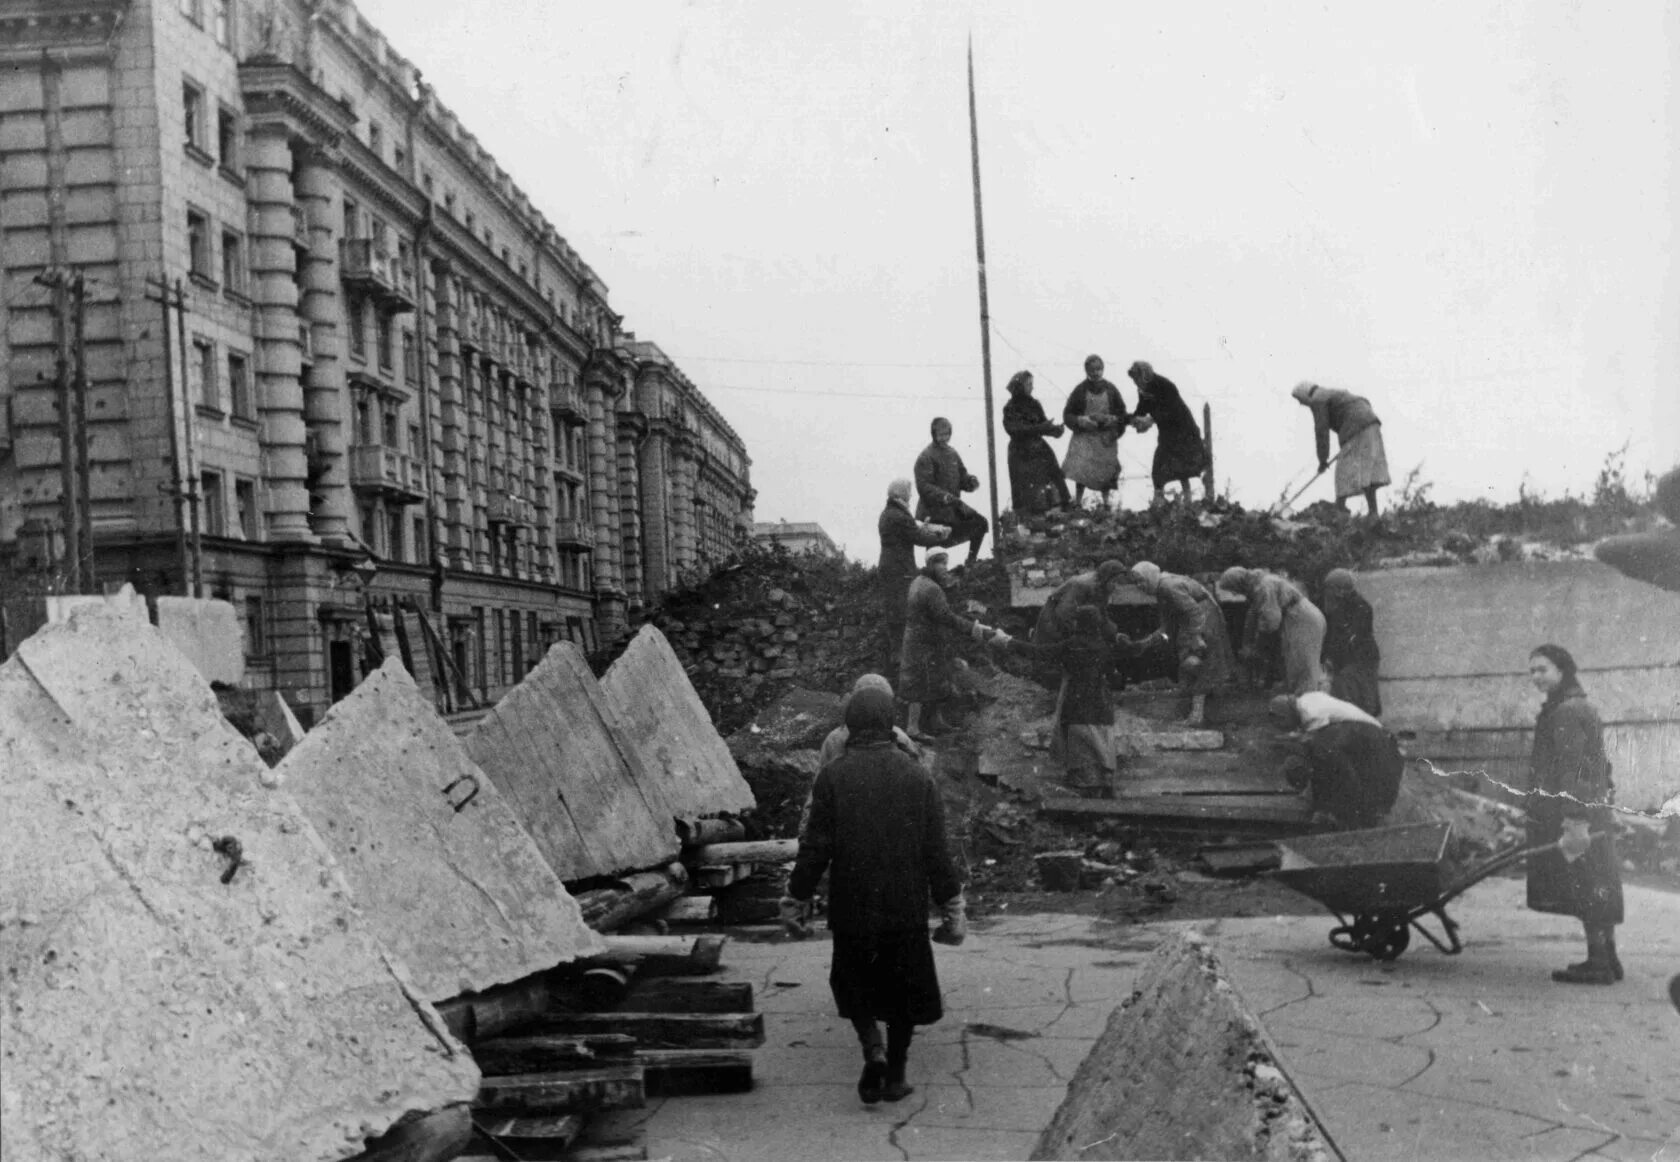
[778,371,1664,1114]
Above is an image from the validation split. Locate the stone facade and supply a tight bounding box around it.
[0,0,752,724]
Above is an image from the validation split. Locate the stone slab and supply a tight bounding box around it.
[155,595,245,684]
[276,659,604,1001]
[252,688,306,755]
[0,607,478,1162]
[600,626,755,820]
[467,642,680,881]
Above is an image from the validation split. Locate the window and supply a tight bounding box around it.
[182,80,206,154]
[382,404,399,448]
[401,329,416,383]
[408,422,422,460]
[444,191,456,217]
[413,516,427,562]
[387,509,404,563]
[199,470,224,536]
[359,502,377,549]
[244,596,266,656]
[422,171,434,198]
[356,397,373,444]
[179,0,202,25]
[220,228,245,294]
[518,260,528,281]
[227,351,251,419]
[367,121,382,158]
[186,207,212,280]
[217,106,239,170]
[193,336,217,408]
[348,297,366,359]
[376,313,393,372]
[464,210,475,232]
[235,478,257,539]
[393,144,406,171]
[213,0,232,46]
[342,197,359,239]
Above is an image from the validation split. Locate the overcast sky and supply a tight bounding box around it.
[357,0,1678,562]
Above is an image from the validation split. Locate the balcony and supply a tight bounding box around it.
[348,444,426,504]
[458,312,484,353]
[551,385,587,424]
[487,488,536,528]
[554,517,594,548]
[338,238,415,312]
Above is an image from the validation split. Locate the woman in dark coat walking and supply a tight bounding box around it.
[1320,568,1382,717]
[1001,370,1069,514]
[1126,361,1207,506]
[1525,644,1623,985]
[784,686,966,1105]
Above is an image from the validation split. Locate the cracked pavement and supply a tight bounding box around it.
[589,880,1680,1161]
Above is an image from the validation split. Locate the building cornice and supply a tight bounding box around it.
[0,0,127,63]
[238,57,358,147]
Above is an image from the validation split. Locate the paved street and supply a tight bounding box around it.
[594,880,1680,1161]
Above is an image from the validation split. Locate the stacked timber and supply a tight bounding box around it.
[439,935,763,1160]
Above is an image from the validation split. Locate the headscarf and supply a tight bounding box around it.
[1291,382,1318,405]
[926,548,949,568]
[1084,354,1104,374]
[1218,566,1255,596]
[1006,370,1032,396]
[930,416,952,437]
[1095,559,1127,588]
[1130,561,1162,595]
[844,686,897,745]
[1323,568,1357,595]
[1268,694,1299,726]
[1128,361,1154,381]
[888,478,912,506]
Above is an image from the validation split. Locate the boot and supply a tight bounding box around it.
[881,1023,915,1102]
[1552,925,1617,985]
[1606,928,1625,982]
[855,1021,886,1104]
[1183,693,1207,727]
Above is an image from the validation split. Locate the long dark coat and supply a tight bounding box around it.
[878,500,943,612]
[1002,394,1069,513]
[1301,721,1403,829]
[913,442,973,524]
[1153,572,1236,694]
[789,739,962,1025]
[1033,571,1115,651]
[1322,590,1382,716]
[1525,682,1623,924]
[898,572,975,704]
[1132,375,1206,488]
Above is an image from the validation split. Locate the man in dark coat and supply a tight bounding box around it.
[1320,568,1382,717]
[1126,361,1207,506]
[914,417,988,564]
[899,550,1004,740]
[783,685,965,1105]
[1001,370,1070,514]
[1270,692,1403,829]
[877,478,950,672]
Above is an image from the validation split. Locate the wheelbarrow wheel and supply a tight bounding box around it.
[1330,914,1411,961]
[1367,920,1410,961]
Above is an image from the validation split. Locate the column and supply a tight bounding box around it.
[638,423,670,597]
[670,430,698,573]
[246,124,312,541]
[432,267,470,569]
[293,145,348,543]
[616,407,645,608]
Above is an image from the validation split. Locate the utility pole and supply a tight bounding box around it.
[967,36,1001,555]
[174,277,203,596]
[146,275,191,592]
[71,270,94,590]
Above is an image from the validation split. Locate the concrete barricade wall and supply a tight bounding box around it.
[1362,561,1680,810]
[155,595,245,684]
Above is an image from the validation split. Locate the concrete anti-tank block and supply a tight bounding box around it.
[155,595,244,684]
[1033,930,1333,1162]
[275,659,604,1001]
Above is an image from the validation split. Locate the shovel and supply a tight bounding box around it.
[1270,447,1345,516]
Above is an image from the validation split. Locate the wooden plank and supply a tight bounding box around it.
[677,816,747,846]
[638,1048,755,1097]
[600,626,756,818]
[437,973,555,1044]
[654,895,718,924]
[467,642,680,881]
[474,1034,638,1076]
[697,864,745,889]
[1198,842,1282,875]
[346,1103,473,1162]
[469,1113,585,1161]
[528,1011,765,1049]
[586,933,727,976]
[1113,773,1298,797]
[690,838,798,865]
[619,978,754,1014]
[564,1145,650,1162]
[1040,795,1314,825]
[473,1065,645,1115]
[581,865,690,932]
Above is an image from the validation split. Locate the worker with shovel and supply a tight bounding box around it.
[1290,381,1390,517]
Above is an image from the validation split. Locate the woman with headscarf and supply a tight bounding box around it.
[1217,566,1327,695]
[1129,561,1236,726]
[899,550,1006,741]
[878,479,951,672]
[1126,362,1207,506]
[1291,382,1390,517]
[1001,370,1070,515]
[1320,568,1382,717]
[784,685,966,1104]
[1061,355,1130,509]
[1524,644,1623,985]
[914,417,989,565]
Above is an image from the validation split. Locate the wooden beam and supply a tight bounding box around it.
[690,838,798,865]
[527,1011,765,1049]
[677,816,747,846]
[473,1065,645,1115]
[469,1113,585,1161]
[345,1103,473,1162]
[473,1033,637,1076]
[639,1048,755,1097]
[584,933,727,976]
[1040,795,1314,826]
[655,895,717,924]
[1114,774,1298,797]
[436,973,553,1044]
[619,977,754,1014]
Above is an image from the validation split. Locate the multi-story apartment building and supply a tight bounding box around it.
[0,0,753,724]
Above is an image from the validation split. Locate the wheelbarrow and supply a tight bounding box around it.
[1271,821,1567,962]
